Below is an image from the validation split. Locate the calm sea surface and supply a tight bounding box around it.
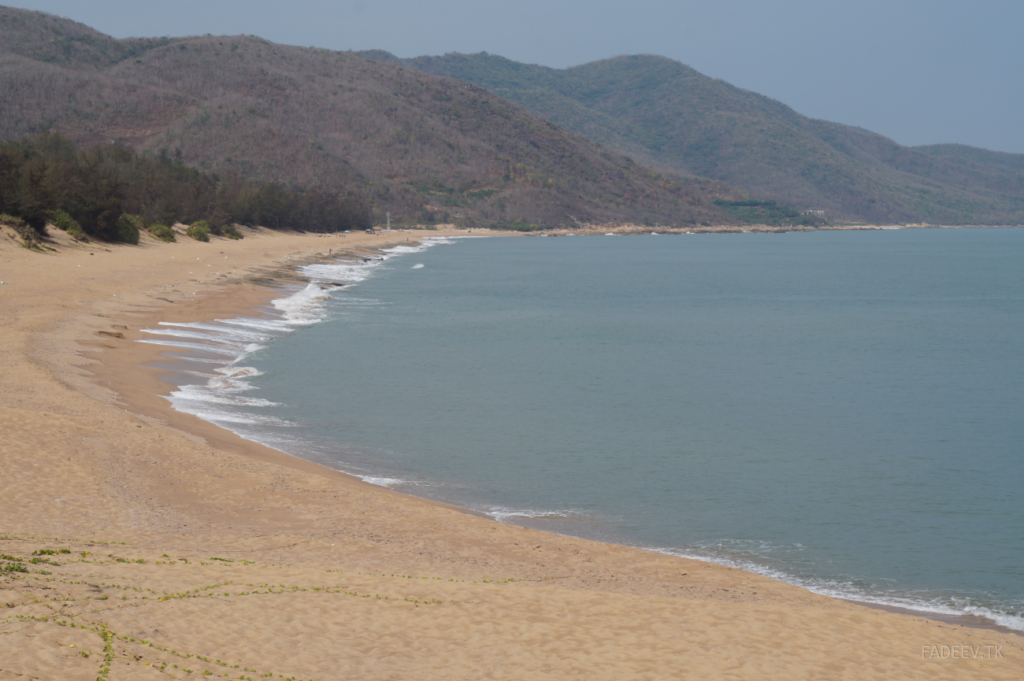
[145,229,1024,629]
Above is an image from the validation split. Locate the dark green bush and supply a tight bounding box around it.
[48,209,77,231]
[115,213,140,244]
[147,222,175,242]
[0,132,371,240]
[221,224,243,239]
[186,223,210,242]
[494,220,542,231]
[49,209,87,240]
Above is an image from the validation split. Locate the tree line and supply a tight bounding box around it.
[0,132,370,244]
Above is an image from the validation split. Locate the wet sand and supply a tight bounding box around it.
[1,223,1021,680]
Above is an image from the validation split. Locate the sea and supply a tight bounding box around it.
[140,228,1024,632]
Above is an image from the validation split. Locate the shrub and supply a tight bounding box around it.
[115,213,140,245]
[0,213,28,231]
[186,223,210,242]
[0,213,39,245]
[118,213,145,231]
[147,223,175,242]
[1,214,24,226]
[495,220,542,231]
[197,220,239,238]
[48,209,79,232]
[50,209,88,241]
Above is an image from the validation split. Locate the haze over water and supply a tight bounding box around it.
[147,229,1024,630]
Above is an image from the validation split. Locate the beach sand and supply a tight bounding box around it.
[1,224,1021,680]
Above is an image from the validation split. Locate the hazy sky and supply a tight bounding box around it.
[10,0,1023,153]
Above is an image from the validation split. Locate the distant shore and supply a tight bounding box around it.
[1,224,1021,680]
[410,222,1023,234]
[441,222,1024,236]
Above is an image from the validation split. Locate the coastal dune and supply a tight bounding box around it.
[1,225,1020,680]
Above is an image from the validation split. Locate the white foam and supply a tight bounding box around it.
[141,327,250,349]
[160,355,227,364]
[650,546,1024,632]
[301,261,376,285]
[216,366,263,379]
[487,507,581,523]
[141,237,464,501]
[301,236,456,288]
[271,283,332,323]
[963,607,1024,632]
[158,321,271,342]
[412,263,425,269]
[170,384,279,407]
[206,376,255,392]
[137,339,241,356]
[383,245,425,256]
[165,402,291,426]
[382,237,455,256]
[359,476,414,488]
[214,317,295,333]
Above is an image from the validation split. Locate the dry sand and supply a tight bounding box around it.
[1,224,1021,680]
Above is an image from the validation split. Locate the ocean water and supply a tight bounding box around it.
[141,229,1024,631]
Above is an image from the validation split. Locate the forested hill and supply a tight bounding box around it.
[369,51,1024,225]
[0,6,740,230]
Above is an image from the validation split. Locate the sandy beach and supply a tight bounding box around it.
[1,224,1021,680]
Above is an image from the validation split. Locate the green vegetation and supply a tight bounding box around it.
[0,132,370,243]
[115,213,140,245]
[0,213,38,247]
[496,220,543,232]
[0,7,737,229]
[6,6,1023,226]
[1,552,28,573]
[146,222,175,242]
[186,220,242,239]
[186,223,210,242]
[48,209,85,239]
[712,199,825,227]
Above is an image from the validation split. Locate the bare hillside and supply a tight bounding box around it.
[381,51,1024,224]
[0,7,738,228]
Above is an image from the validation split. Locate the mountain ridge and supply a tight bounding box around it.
[366,50,1024,224]
[5,4,1021,226]
[0,6,737,230]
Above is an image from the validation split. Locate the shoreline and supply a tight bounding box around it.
[88,237,494,523]
[2,225,1022,679]
[104,230,1022,637]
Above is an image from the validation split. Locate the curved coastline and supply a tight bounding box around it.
[119,232,1022,637]
[2,224,1021,679]
[85,230,491,519]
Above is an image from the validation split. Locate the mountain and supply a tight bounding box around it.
[366,51,1024,225]
[0,7,739,230]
